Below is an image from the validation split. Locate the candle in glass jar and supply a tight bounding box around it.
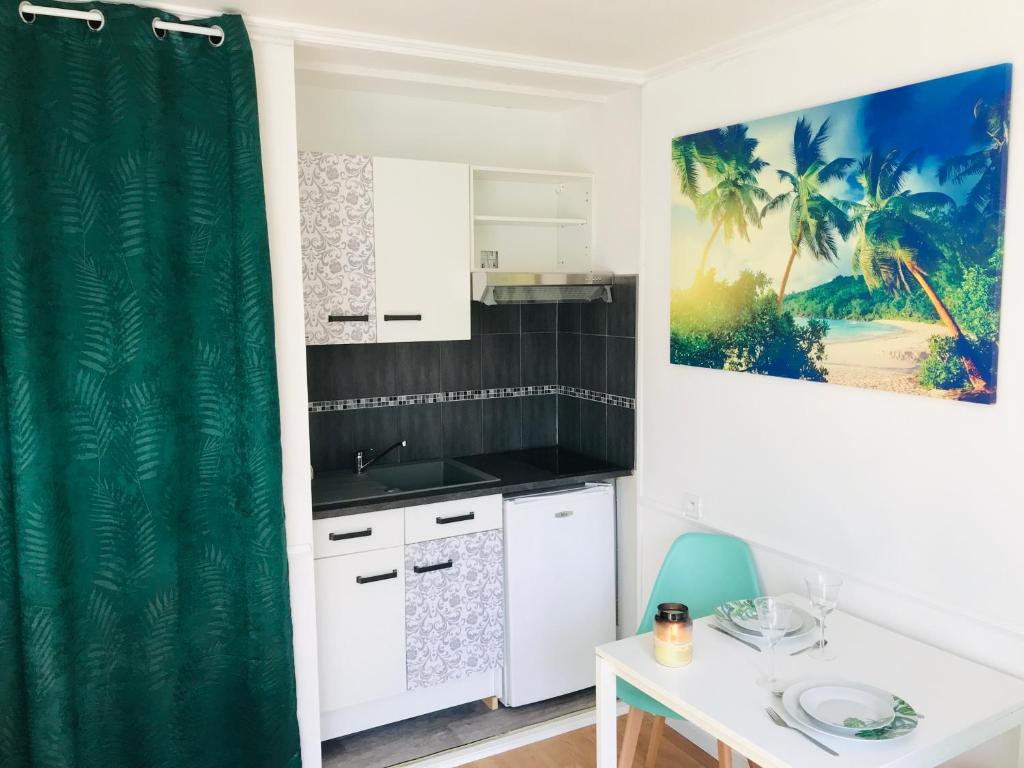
[653,603,692,667]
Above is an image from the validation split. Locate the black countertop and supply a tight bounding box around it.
[312,447,631,519]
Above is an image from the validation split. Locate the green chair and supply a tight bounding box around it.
[616,533,761,768]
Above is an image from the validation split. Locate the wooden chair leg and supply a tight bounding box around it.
[643,715,665,768]
[618,707,645,768]
[716,740,733,768]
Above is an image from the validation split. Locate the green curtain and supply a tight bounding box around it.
[0,2,300,767]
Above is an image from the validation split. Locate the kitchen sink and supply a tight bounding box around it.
[311,459,500,513]
[366,460,493,493]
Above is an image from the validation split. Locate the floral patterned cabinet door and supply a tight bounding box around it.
[298,151,378,344]
[405,530,505,690]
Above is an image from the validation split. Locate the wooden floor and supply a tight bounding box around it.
[462,713,716,768]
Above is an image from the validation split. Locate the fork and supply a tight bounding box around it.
[765,707,839,756]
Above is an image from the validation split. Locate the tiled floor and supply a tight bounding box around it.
[321,688,597,768]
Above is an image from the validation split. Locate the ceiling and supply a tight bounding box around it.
[218,0,839,74]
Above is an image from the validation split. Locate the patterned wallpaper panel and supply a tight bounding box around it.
[298,151,377,344]
[405,530,504,690]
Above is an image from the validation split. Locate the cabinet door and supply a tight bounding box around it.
[373,158,471,343]
[315,547,405,711]
[298,151,377,345]
[405,530,504,690]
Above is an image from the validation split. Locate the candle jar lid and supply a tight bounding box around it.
[656,602,690,622]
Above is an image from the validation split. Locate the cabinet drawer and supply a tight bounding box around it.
[404,494,501,544]
[315,546,406,711]
[313,508,404,558]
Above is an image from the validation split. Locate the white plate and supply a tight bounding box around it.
[799,684,895,732]
[731,610,802,635]
[713,600,816,640]
[782,679,920,742]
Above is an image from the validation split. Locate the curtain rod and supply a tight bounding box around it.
[18,2,225,45]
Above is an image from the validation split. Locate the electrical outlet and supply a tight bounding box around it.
[681,492,702,520]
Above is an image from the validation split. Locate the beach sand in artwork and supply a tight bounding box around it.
[823,319,957,397]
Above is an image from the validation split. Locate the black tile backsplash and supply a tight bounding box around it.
[307,279,638,472]
[481,334,521,388]
[394,342,441,395]
[579,399,607,461]
[521,333,556,386]
[607,404,636,468]
[521,303,556,332]
[557,331,581,388]
[606,336,636,398]
[523,395,557,448]
[442,400,483,457]
[580,334,607,393]
[581,300,608,335]
[481,398,523,453]
[440,338,481,392]
[399,404,443,461]
[557,394,581,454]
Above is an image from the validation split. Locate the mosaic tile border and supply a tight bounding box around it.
[308,385,635,413]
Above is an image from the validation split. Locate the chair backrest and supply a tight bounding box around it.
[636,533,761,634]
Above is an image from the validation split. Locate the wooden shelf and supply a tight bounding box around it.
[474,215,587,226]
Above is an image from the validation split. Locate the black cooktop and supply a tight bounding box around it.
[456,446,625,488]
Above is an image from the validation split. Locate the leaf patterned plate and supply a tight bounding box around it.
[713,599,813,639]
[783,678,921,741]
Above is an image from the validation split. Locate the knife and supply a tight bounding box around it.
[709,623,762,652]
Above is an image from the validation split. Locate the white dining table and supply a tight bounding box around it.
[595,594,1024,767]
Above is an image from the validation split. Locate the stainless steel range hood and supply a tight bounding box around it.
[472,272,613,305]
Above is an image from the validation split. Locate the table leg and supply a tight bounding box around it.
[596,655,617,768]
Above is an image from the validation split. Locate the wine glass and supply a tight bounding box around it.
[804,573,843,660]
[754,596,794,691]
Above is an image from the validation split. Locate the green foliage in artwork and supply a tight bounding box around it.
[918,335,969,390]
[784,275,938,322]
[671,270,828,381]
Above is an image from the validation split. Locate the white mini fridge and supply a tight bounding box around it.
[501,482,617,707]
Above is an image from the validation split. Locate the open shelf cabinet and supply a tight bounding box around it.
[471,166,593,273]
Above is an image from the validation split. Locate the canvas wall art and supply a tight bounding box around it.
[669,64,1011,403]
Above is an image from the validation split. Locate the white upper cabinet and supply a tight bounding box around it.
[373,158,472,343]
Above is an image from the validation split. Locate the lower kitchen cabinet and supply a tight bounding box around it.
[315,546,407,710]
[405,530,504,690]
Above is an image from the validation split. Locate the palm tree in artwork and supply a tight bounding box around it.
[673,125,770,279]
[938,98,1010,216]
[761,117,855,310]
[670,129,718,203]
[847,149,991,393]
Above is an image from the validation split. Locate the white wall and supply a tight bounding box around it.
[638,0,1023,764]
[559,88,643,275]
[295,81,567,169]
[253,36,322,768]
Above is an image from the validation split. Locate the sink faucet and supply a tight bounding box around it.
[355,440,407,474]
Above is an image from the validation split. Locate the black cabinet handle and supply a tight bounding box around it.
[384,314,422,322]
[329,527,372,541]
[355,569,398,585]
[436,512,474,525]
[328,314,370,322]
[413,559,454,574]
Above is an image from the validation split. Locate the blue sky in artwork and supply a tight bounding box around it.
[670,64,1012,293]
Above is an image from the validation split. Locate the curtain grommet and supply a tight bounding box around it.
[18,1,35,23]
[151,17,166,39]
[86,11,104,31]
[208,24,224,47]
